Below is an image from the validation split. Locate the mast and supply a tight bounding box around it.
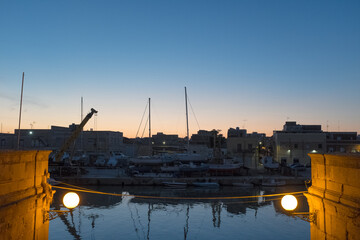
[17,72,25,150]
[81,97,83,122]
[81,96,84,151]
[148,98,151,149]
[185,87,190,150]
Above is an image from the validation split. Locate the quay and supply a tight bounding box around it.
[56,174,308,186]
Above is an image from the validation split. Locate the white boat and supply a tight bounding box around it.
[209,163,242,171]
[174,153,208,163]
[192,182,219,188]
[179,162,209,172]
[162,181,187,187]
[261,156,280,169]
[262,179,286,187]
[133,172,174,178]
[232,182,253,188]
[129,155,175,165]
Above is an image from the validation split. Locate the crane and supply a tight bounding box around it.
[54,108,98,162]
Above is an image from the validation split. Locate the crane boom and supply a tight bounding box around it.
[55,108,98,162]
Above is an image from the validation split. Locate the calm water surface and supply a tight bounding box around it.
[49,185,310,240]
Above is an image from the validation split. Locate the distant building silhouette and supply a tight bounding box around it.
[273,121,326,166]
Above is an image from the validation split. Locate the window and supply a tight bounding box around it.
[237,144,242,153]
[294,144,298,149]
[248,144,253,150]
[318,144,322,149]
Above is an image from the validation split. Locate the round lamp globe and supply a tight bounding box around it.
[63,192,80,209]
[281,195,298,211]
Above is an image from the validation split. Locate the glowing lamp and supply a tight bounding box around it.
[281,195,298,211]
[63,192,80,209]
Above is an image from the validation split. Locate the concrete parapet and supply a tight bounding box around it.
[306,153,360,240]
[0,150,52,240]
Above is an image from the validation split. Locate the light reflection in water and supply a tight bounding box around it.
[49,186,310,240]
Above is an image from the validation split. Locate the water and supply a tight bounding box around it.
[49,185,310,240]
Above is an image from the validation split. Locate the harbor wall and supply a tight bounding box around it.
[0,150,52,240]
[305,153,360,240]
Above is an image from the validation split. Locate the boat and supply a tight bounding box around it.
[232,182,253,188]
[129,155,175,165]
[192,182,219,188]
[162,181,187,188]
[179,162,209,172]
[160,165,180,172]
[174,153,208,163]
[262,179,286,187]
[133,172,174,178]
[209,163,242,171]
[261,156,280,169]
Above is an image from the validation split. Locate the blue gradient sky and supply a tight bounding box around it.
[1,0,359,137]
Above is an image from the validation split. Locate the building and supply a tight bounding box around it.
[273,121,326,166]
[227,128,266,169]
[326,132,360,153]
[6,125,124,155]
[190,130,226,149]
[0,133,16,149]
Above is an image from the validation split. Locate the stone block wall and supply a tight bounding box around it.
[305,153,360,240]
[0,150,52,240]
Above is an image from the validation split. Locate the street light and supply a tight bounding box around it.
[281,195,298,211]
[44,192,81,221]
[280,194,316,223]
[63,192,80,209]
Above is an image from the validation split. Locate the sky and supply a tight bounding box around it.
[0,0,359,138]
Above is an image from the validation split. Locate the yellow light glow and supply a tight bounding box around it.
[281,195,298,211]
[63,192,80,209]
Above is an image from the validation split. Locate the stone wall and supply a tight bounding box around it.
[0,150,52,240]
[305,153,360,240]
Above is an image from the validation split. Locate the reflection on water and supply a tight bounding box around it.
[49,186,310,240]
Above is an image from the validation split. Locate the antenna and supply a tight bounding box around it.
[242,119,247,129]
[326,120,329,132]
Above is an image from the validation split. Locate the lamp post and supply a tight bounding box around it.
[281,194,316,223]
[44,192,80,221]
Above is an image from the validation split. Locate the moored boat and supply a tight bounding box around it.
[209,163,242,171]
[162,181,187,188]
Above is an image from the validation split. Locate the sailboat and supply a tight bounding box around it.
[129,98,175,168]
[171,87,210,173]
[208,131,242,174]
